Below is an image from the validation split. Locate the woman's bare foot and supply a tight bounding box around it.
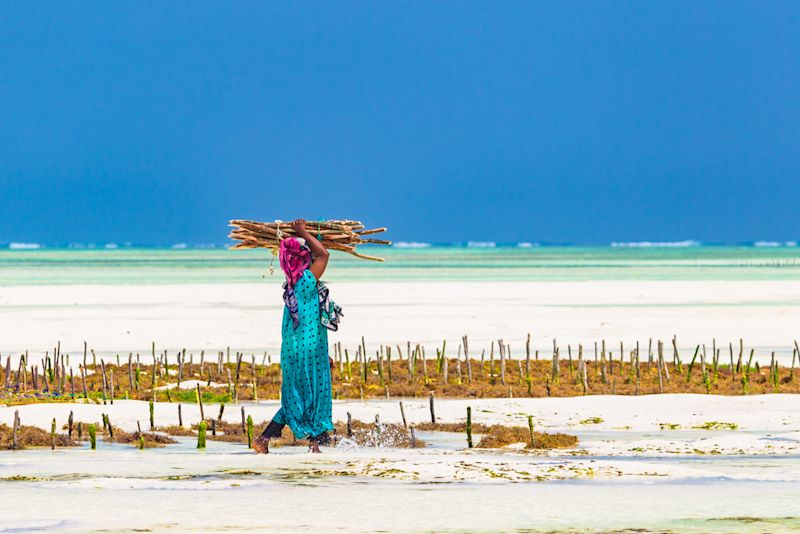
[308,441,321,453]
[253,435,270,454]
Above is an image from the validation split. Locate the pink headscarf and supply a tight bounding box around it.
[279,237,312,287]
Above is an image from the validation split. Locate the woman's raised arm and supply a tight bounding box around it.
[293,219,329,280]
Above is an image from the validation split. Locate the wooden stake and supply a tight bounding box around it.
[137,421,144,449]
[525,333,531,380]
[441,349,448,385]
[105,414,114,439]
[251,354,258,401]
[527,415,535,448]
[100,360,108,404]
[197,421,207,449]
[2,356,9,389]
[466,406,473,448]
[551,348,560,383]
[461,334,472,384]
[12,410,19,450]
[177,351,183,389]
[196,383,205,421]
[399,401,407,429]
[386,346,393,383]
[421,346,428,381]
[498,339,506,385]
[579,345,588,394]
[109,370,114,405]
[737,338,743,373]
[80,365,88,399]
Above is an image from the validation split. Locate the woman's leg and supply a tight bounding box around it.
[253,419,286,454]
[307,431,331,453]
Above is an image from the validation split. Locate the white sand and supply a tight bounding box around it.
[1,280,799,361]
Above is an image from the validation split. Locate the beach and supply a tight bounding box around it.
[3,246,800,532]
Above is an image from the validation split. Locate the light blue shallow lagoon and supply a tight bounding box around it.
[2,245,800,285]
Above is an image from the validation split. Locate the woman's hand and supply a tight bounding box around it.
[293,219,308,235]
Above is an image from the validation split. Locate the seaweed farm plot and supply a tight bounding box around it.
[4,337,800,408]
[2,396,800,532]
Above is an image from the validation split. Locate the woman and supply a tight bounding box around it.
[254,219,335,453]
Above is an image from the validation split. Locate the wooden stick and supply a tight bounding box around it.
[498,339,506,385]
[80,365,88,400]
[12,410,19,450]
[109,370,114,405]
[528,415,535,448]
[197,421,207,449]
[466,406,474,448]
[196,383,205,421]
[463,335,472,384]
[100,360,108,404]
[399,401,407,429]
[525,334,531,380]
[228,219,390,261]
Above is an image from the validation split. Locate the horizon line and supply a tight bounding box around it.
[2,239,799,250]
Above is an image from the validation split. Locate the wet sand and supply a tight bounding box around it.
[2,396,800,533]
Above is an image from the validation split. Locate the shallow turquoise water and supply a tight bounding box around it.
[2,246,800,285]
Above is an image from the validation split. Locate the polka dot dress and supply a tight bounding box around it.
[272,269,333,439]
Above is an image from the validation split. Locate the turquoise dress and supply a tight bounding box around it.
[272,269,334,439]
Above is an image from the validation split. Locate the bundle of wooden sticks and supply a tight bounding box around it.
[228,219,390,261]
